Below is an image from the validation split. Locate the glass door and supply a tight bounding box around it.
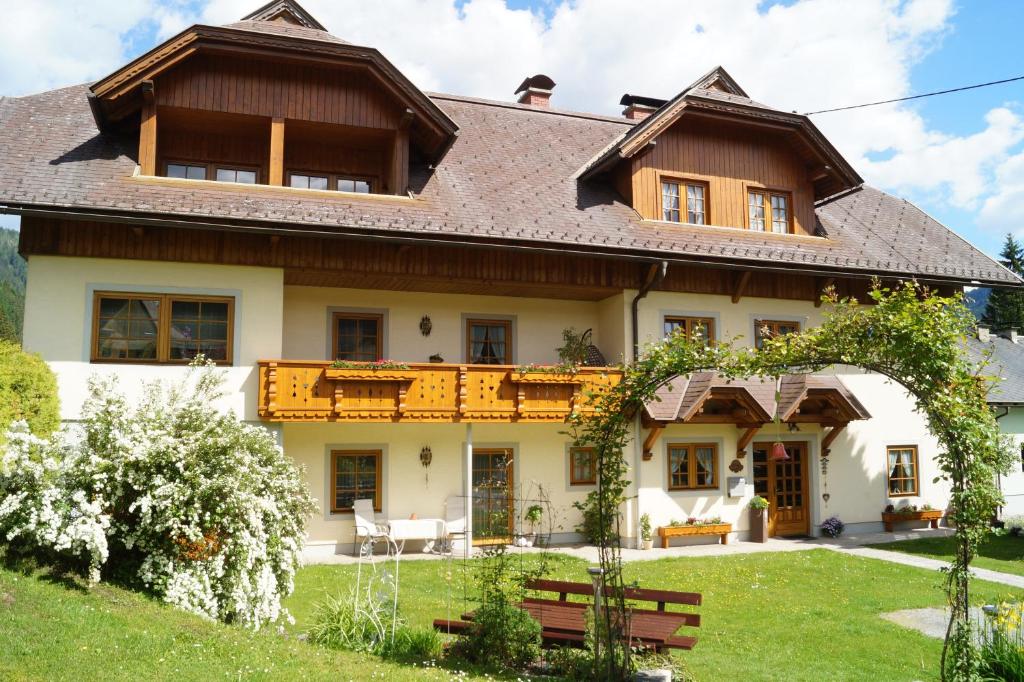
[472,448,514,544]
[752,442,809,537]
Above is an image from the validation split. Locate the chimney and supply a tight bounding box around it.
[619,94,668,121]
[999,327,1021,344]
[515,74,555,108]
[978,325,991,342]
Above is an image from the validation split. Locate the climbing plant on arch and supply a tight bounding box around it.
[570,281,1012,682]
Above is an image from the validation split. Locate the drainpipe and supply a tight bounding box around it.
[631,261,668,362]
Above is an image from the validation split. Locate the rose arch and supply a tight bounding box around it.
[571,282,1011,682]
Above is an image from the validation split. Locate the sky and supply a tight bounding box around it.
[0,0,1022,260]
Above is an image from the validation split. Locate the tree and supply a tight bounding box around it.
[983,234,1024,329]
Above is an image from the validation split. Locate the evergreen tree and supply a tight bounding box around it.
[983,233,1024,330]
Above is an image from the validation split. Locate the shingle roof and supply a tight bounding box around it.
[969,336,1024,404]
[222,19,350,44]
[0,84,1016,286]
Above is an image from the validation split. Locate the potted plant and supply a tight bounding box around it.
[523,504,544,547]
[639,513,653,550]
[749,495,769,543]
[820,516,844,538]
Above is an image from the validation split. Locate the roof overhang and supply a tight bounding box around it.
[88,24,459,162]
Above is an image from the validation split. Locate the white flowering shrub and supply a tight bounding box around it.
[0,362,316,629]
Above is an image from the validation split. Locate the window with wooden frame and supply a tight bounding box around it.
[661,178,708,224]
[214,166,258,184]
[332,313,383,362]
[754,319,801,349]
[287,170,374,193]
[166,162,207,180]
[747,189,791,234]
[569,447,597,486]
[331,450,382,513]
[667,443,718,490]
[466,318,512,364]
[163,161,258,184]
[886,445,919,497]
[664,316,715,345]
[91,292,233,364]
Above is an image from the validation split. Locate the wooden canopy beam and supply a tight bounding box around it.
[138,80,157,177]
[269,117,285,186]
[732,270,751,304]
[821,423,846,456]
[642,425,664,461]
[736,426,760,458]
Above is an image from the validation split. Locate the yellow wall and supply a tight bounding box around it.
[22,255,284,420]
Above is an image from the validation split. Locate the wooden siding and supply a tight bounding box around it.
[158,118,270,181]
[17,217,890,302]
[258,361,622,422]
[631,118,817,236]
[154,54,403,131]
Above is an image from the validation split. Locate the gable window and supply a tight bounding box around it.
[331,450,381,513]
[215,167,257,184]
[332,313,382,362]
[754,319,801,349]
[289,173,329,190]
[661,179,708,224]
[748,189,791,234]
[569,447,597,486]
[338,177,372,194]
[664,316,715,345]
[92,292,233,364]
[886,445,919,496]
[166,163,207,180]
[668,443,718,490]
[287,171,373,193]
[467,319,511,364]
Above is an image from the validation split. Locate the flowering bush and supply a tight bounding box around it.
[330,359,410,370]
[749,496,769,511]
[0,361,316,629]
[820,516,845,538]
[980,601,1024,679]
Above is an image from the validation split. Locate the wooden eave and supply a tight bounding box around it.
[88,24,459,161]
[780,386,871,423]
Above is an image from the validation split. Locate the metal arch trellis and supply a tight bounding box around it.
[353,530,400,648]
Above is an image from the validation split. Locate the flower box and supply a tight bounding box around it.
[512,371,584,384]
[882,509,943,532]
[324,368,419,382]
[658,523,732,548]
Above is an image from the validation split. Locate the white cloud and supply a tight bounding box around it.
[0,0,1020,242]
[979,151,1024,234]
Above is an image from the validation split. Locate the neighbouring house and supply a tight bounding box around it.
[1,0,1019,558]
[970,326,1024,518]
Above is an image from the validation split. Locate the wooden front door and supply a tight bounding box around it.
[752,442,810,537]
[472,448,514,544]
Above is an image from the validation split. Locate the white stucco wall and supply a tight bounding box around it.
[22,255,284,421]
[997,407,1024,518]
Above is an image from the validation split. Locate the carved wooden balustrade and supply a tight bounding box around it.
[257,361,623,422]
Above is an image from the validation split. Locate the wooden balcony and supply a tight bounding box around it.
[257,361,623,423]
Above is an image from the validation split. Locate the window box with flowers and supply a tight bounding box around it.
[658,517,732,548]
[882,503,943,532]
[325,360,417,382]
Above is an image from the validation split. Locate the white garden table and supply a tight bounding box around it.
[387,518,447,554]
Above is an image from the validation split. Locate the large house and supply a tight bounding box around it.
[2,0,1018,558]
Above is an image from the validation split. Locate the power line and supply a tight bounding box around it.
[804,75,1024,115]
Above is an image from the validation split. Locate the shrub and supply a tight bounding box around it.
[820,516,845,538]
[979,601,1024,680]
[1004,515,1024,537]
[573,490,617,545]
[0,340,59,443]
[0,361,316,628]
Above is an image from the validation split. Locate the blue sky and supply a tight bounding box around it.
[1,0,1022,261]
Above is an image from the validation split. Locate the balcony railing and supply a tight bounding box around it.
[257,361,623,423]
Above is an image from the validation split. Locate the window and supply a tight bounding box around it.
[886,445,919,496]
[331,450,381,513]
[338,177,372,194]
[748,189,791,233]
[754,319,801,349]
[332,313,382,362]
[289,173,329,190]
[664,316,715,345]
[92,292,233,364]
[667,443,718,490]
[215,167,257,184]
[166,163,207,180]
[661,179,708,224]
[569,447,597,486]
[467,319,512,364]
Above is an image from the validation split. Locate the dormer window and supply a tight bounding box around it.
[215,167,257,184]
[166,163,206,180]
[288,171,372,193]
[748,189,791,234]
[289,173,329,191]
[661,179,707,224]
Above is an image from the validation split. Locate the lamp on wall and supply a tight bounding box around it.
[420,446,432,467]
[420,315,432,336]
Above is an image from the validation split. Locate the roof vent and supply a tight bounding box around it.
[619,94,667,121]
[515,74,555,108]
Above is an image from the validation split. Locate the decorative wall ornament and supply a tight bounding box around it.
[728,458,744,473]
[419,315,432,336]
[419,446,433,467]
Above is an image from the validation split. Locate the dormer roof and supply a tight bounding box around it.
[581,66,863,199]
[86,4,458,162]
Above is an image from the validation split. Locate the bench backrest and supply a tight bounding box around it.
[525,578,702,610]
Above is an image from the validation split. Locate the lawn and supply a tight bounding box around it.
[867,534,1024,577]
[1,548,1017,681]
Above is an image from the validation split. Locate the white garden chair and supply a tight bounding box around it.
[444,495,468,555]
[352,498,389,557]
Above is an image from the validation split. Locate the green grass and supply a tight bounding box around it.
[867,534,1024,577]
[1,548,1018,681]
